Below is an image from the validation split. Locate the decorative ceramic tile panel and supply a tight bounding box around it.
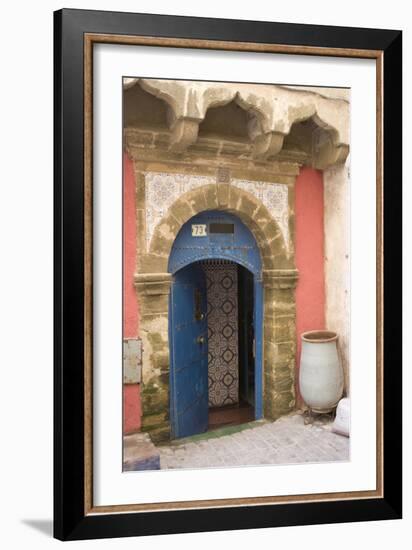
[144,172,290,252]
[144,172,215,250]
[203,262,239,407]
[232,179,290,250]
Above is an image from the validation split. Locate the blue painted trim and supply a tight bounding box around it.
[168,210,264,430]
[168,211,262,277]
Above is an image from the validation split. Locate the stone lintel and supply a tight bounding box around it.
[132,153,301,179]
[263,268,299,289]
[134,272,172,296]
[126,133,304,177]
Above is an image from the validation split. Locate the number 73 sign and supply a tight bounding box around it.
[191,224,207,237]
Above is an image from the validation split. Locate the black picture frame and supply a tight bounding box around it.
[54,8,402,541]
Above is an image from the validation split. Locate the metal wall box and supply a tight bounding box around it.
[123,338,142,384]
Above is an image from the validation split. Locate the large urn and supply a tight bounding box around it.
[299,330,344,414]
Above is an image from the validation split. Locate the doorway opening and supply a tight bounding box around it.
[203,260,255,431]
[169,260,262,439]
[168,210,263,440]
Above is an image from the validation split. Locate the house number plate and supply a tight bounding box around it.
[192,224,207,237]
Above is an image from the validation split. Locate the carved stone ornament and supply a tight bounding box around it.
[124,78,350,167]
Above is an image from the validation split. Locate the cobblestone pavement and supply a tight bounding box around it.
[158,413,349,470]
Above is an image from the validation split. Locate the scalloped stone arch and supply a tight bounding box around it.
[125,79,349,165]
[149,183,291,273]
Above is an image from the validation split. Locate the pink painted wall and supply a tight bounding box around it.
[123,152,141,433]
[124,385,141,434]
[294,167,326,404]
[124,152,139,339]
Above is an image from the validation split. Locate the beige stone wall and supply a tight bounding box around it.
[324,159,351,393]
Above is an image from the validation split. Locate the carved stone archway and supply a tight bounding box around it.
[124,78,350,168]
[135,183,298,442]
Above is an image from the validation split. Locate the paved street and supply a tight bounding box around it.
[158,413,349,470]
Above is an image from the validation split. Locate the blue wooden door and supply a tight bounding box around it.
[170,263,208,439]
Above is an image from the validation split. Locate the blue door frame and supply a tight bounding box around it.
[168,211,263,437]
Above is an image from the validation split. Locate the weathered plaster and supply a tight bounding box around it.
[282,85,350,102]
[324,160,351,393]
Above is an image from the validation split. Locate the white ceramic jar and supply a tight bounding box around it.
[299,330,344,413]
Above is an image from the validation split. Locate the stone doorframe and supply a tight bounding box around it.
[135,182,298,442]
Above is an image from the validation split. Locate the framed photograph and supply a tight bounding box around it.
[54,8,402,541]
